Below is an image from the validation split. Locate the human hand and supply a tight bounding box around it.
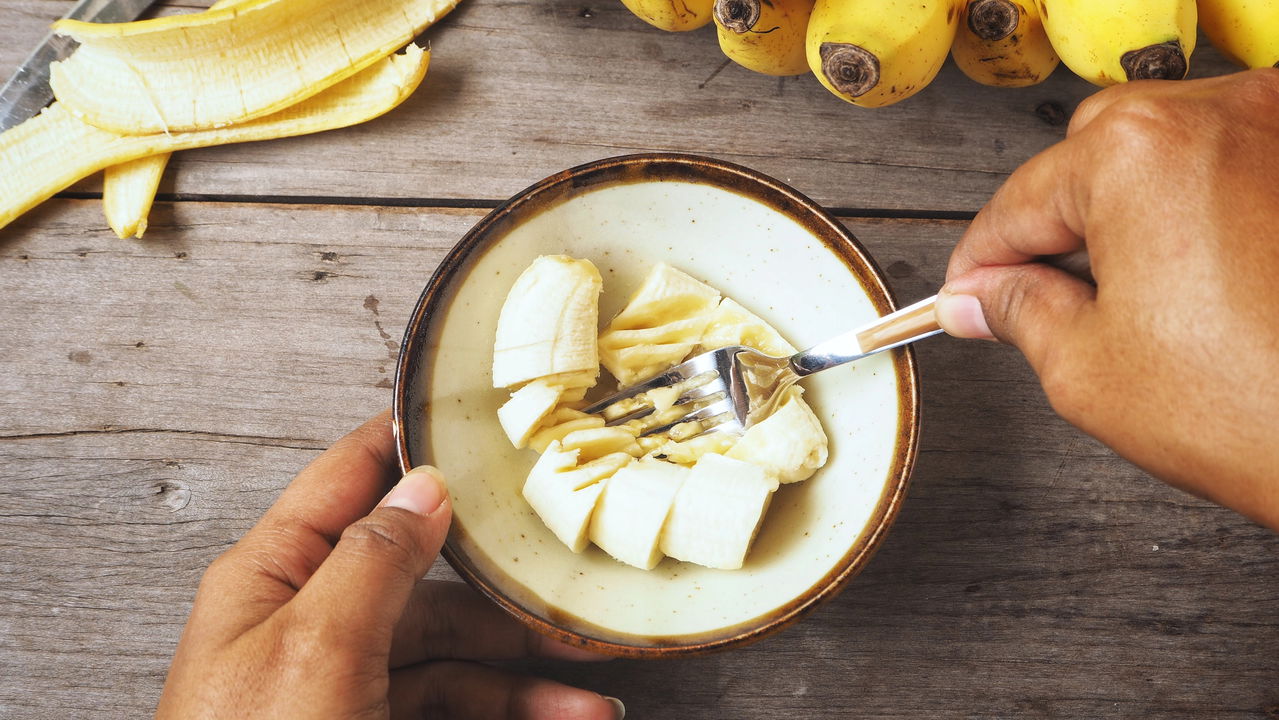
[156,411,624,720]
[935,69,1279,530]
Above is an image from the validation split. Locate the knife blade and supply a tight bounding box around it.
[0,0,159,132]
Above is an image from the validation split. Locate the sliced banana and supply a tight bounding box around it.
[559,425,643,461]
[522,444,631,552]
[660,453,779,570]
[727,388,828,483]
[589,457,689,570]
[49,0,460,134]
[699,297,797,356]
[600,263,721,386]
[492,255,603,389]
[497,379,563,449]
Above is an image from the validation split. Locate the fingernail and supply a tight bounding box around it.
[936,290,993,339]
[603,696,626,719]
[382,466,447,515]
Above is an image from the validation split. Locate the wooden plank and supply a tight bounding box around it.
[2,200,1276,718]
[0,2,1244,214]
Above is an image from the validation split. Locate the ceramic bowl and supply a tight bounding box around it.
[393,154,920,656]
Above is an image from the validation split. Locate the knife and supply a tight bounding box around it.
[0,0,158,132]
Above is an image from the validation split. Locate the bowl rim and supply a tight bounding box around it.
[393,152,921,657]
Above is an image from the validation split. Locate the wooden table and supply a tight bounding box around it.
[3,2,1277,717]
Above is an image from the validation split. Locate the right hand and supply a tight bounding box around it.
[935,69,1279,531]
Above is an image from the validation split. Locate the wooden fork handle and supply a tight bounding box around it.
[855,295,940,354]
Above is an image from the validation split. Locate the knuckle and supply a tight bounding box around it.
[1092,97,1175,155]
[339,515,420,575]
[1232,67,1279,107]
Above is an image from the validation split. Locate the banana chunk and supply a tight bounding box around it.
[493,256,603,389]
[523,444,632,553]
[589,458,690,570]
[660,453,779,570]
[727,388,828,483]
[600,263,721,386]
[49,0,460,134]
[497,379,563,449]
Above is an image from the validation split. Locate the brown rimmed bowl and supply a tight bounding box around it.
[393,153,920,657]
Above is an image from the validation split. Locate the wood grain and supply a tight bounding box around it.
[0,1,1245,217]
[2,201,1275,719]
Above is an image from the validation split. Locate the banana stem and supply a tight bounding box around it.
[713,0,760,33]
[1120,40,1189,80]
[819,42,880,98]
[966,0,1019,42]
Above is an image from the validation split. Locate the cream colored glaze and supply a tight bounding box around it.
[418,180,900,643]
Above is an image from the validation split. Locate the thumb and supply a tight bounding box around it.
[937,262,1096,373]
[289,466,452,655]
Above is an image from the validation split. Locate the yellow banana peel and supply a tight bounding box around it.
[0,45,430,232]
[713,0,815,76]
[619,0,715,31]
[102,154,169,239]
[98,0,242,239]
[951,0,1059,87]
[50,0,457,134]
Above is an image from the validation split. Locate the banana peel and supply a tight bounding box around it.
[99,0,242,239]
[0,45,429,232]
[49,0,457,135]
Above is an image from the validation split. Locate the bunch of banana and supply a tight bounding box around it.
[1198,0,1279,69]
[951,0,1059,87]
[493,258,828,571]
[0,0,461,236]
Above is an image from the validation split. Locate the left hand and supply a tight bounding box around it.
[155,411,624,720]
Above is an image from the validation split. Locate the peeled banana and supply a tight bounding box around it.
[713,0,815,76]
[492,256,603,389]
[1035,0,1196,86]
[660,453,778,570]
[1198,0,1279,69]
[951,0,1059,87]
[0,46,430,232]
[619,0,716,31]
[589,458,690,569]
[49,0,458,134]
[522,444,631,553]
[806,0,959,107]
[726,388,828,483]
[498,379,563,449]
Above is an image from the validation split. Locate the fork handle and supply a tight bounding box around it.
[790,295,941,376]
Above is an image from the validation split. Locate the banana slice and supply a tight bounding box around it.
[660,453,779,570]
[650,431,739,465]
[497,379,563,449]
[102,153,169,239]
[522,443,632,552]
[727,388,828,483]
[1,45,429,232]
[492,255,603,389]
[49,0,459,134]
[600,263,722,386]
[559,425,643,461]
[589,457,689,570]
[528,414,607,454]
[699,297,797,355]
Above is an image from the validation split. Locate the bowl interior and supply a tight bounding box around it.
[396,156,917,654]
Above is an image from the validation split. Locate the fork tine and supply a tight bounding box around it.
[638,396,736,438]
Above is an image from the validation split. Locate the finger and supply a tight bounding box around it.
[1067,73,1237,138]
[946,140,1089,282]
[389,660,625,720]
[390,580,612,667]
[939,263,1097,374]
[190,412,400,636]
[290,466,452,658]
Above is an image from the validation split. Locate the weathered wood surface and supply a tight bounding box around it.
[2,201,1276,719]
[0,1,1243,214]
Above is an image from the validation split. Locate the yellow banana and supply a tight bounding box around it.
[1035,0,1196,86]
[1,45,429,232]
[1197,0,1279,68]
[618,0,715,31]
[951,0,1059,86]
[805,0,960,107]
[49,0,457,134]
[102,154,169,239]
[98,0,244,239]
[713,0,815,76]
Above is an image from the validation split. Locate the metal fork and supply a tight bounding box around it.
[581,295,942,438]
